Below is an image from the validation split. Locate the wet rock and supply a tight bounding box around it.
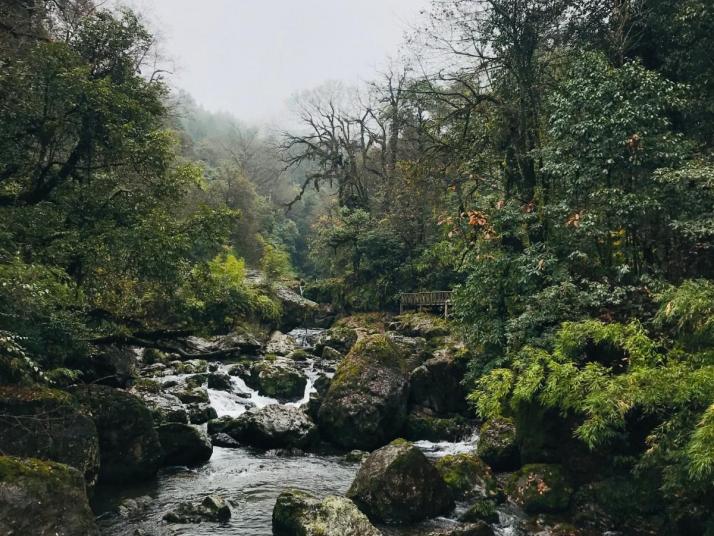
[459,499,499,524]
[347,439,454,524]
[170,359,208,375]
[227,363,249,377]
[405,407,471,442]
[318,335,409,450]
[435,453,500,500]
[186,402,218,424]
[131,390,188,425]
[477,417,519,471]
[219,405,318,450]
[315,327,358,354]
[157,423,213,466]
[71,384,162,484]
[184,373,208,389]
[207,372,232,391]
[506,463,573,514]
[386,332,431,369]
[427,522,494,536]
[164,494,231,523]
[388,313,451,339]
[272,489,381,536]
[211,330,264,353]
[409,350,468,414]
[0,456,99,535]
[287,349,313,362]
[210,432,240,448]
[247,360,307,402]
[344,450,369,463]
[140,363,167,377]
[266,331,298,356]
[117,496,152,517]
[207,415,234,435]
[0,386,100,486]
[321,345,344,361]
[273,284,320,331]
[173,386,209,404]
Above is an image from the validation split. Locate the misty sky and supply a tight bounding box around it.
[118,0,431,124]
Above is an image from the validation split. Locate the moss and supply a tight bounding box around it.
[506,463,573,514]
[132,378,161,393]
[435,453,499,500]
[460,498,499,524]
[0,456,75,486]
[405,411,470,442]
[0,385,72,405]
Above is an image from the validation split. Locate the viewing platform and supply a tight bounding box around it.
[399,291,453,317]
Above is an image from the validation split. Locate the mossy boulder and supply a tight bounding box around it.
[318,334,410,450]
[459,499,499,524]
[218,404,318,450]
[435,453,500,500]
[186,402,218,424]
[477,417,519,471]
[173,386,209,404]
[247,360,307,402]
[409,350,468,414]
[0,386,100,486]
[388,313,450,339]
[0,456,99,535]
[321,346,344,361]
[347,439,454,524]
[207,372,233,391]
[505,463,573,514]
[405,407,472,442]
[130,389,188,425]
[170,359,208,375]
[85,344,140,387]
[71,384,162,484]
[315,327,358,354]
[272,489,382,536]
[157,423,213,466]
[164,494,231,523]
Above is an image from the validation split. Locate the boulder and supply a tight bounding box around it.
[131,389,188,425]
[164,494,231,523]
[186,402,218,424]
[170,359,208,375]
[0,386,99,486]
[267,331,298,356]
[0,456,99,536]
[321,346,344,361]
[505,463,573,514]
[71,384,162,484]
[347,439,454,524]
[405,407,471,442]
[477,417,519,471]
[318,335,409,450]
[388,313,450,339]
[219,405,317,450]
[173,386,209,404]
[86,345,140,387]
[157,423,213,466]
[459,499,499,524]
[315,327,358,354]
[385,332,432,369]
[211,432,240,448]
[409,350,468,414]
[247,360,307,402]
[274,284,320,331]
[434,453,500,500]
[207,372,233,391]
[272,489,381,536]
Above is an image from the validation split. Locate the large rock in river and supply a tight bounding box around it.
[434,453,500,500]
[213,404,317,450]
[72,384,162,484]
[0,386,99,486]
[273,489,381,536]
[347,439,454,524]
[409,349,468,414]
[318,334,409,450]
[477,417,519,471]
[0,456,99,536]
[157,423,213,466]
[505,463,573,514]
[247,359,307,402]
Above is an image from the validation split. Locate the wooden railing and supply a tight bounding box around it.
[399,291,453,316]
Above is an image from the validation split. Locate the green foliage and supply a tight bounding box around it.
[261,242,294,282]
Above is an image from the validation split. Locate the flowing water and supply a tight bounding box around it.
[94,327,526,536]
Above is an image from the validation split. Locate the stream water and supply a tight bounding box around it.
[93,327,526,536]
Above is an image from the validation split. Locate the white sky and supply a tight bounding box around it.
[117,0,432,124]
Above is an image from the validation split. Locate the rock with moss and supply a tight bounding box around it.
[157,423,213,466]
[0,456,99,535]
[505,464,573,514]
[386,333,432,369]
[267,331,298,356]
[247,360,307,402]
[272,489,382,536]
[409,349,468,414]
[0,386,100,486]
[170,359,209,375]
[435,453,501,500]
[459,499,499,524]
[347,439,454,524]
[218,404,318,450]
[477,417,519,471]
[405,407,472,442]
[186,402,218,424]
[85,345,140,388]
[388,313,451,339]
[321,346,344,361]
[164,494,231,523]
[71,384,162,484]
[273,284,320,331]
[315,327,358,354]
[318,335,410,450]
[207,372,232,391]
[131,389,188,425]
